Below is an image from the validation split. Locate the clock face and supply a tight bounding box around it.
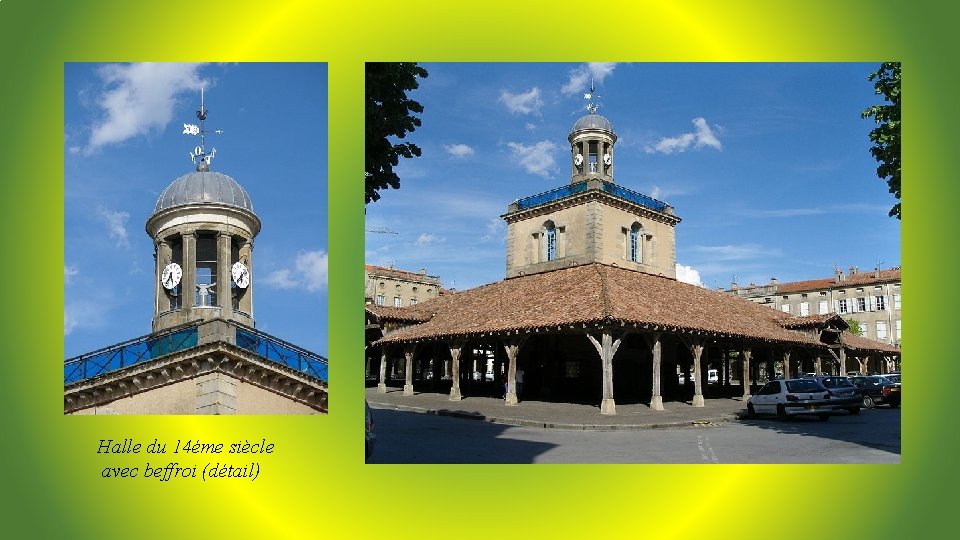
[161,262,182,290]
[231,261,250,289]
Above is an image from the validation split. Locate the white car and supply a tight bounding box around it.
[747,379,833,421]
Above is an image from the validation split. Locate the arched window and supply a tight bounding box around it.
[629,223,643,263]
[544,221,557,261]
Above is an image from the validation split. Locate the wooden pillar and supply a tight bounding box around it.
[449,341,464,401]
[587,330,624,415]
[741,347,752,399]
[690,339,705,407]
[645,332,664,411]
[403,344,416,396]
[502,336,527,406]
[377,349,388,393]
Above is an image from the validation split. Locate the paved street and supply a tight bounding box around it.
[367,389,900,464]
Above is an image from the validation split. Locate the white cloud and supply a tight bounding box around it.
[96,206,131,248]
[415,233,447,247]
[444,143,475,158]
[296,250,328,292]
[85,62,206,154]
[689,243,776,261]
[480,218,505,242]
[64,301,108,336]
[507,140,558,178]
[676,264,705,287]
[561,63,617,95]
[262,250,328,293]
[646,117,723,154]
[499,87,543,115]
[65,264,79,284]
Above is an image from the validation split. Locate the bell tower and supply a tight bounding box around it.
[503,84,681,280]
[146,90,261,332]
[569,82,617,183]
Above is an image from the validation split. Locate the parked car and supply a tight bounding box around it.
[747,379,833,421]
[365,400,376,462]
[849,375,901,408]
[882,373,901,385]
[814,376,861,414]
[707,369,719,384]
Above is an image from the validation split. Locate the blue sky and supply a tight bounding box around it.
[365,62,901,292]
[64,63,328,359]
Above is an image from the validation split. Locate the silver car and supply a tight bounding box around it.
[815,376,861,415]
[747,379,833,421]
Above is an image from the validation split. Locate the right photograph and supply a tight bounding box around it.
[364,62,901,464]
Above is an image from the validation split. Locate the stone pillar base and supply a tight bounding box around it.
[600,398,617,415]
[377,383,387,394]
[505,392,518,406]
[692,394,705,407]
[449,388,462,401]
[403,384,414,396]
[650,395,664,411]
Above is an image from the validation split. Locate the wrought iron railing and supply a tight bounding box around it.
[600,182,668,212]
[514,181,668,213]
[64,324,199,385]
[514,182,588,209]
[65,320,328,385]
[235,325,328,382]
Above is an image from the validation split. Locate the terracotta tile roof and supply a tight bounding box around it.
[779,313,847,330]
[365,304,434,323]
[774,268,901,294]
[841,331,901,354]
[365,264,441,285]
[376,263,824,347]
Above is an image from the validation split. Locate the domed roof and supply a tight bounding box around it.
[571,113,615,134]
[153,169,255,215]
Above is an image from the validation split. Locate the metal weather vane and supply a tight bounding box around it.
[583,78,600,115]
[183,87,223,168]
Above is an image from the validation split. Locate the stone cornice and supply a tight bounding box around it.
[64,340,327,414]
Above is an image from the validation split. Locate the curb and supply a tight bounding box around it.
[367,401,746,431]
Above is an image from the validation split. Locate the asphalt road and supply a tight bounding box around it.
[367,405,900,464]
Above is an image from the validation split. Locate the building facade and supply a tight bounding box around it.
[727,266,901,348]
[365,264,442,307]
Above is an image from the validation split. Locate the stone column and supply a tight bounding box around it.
[377,350,388,393]
[217,231,232,312]
[449,342,463,401]
[587,331,623,415]
[155,239,172,321]
[741,347,753,400]
[182,231,197,309]
[403,345,415,396]
[782,349,792,380]
[691,340,705,408]
[238,240,254,318]
[650,333,664,411]
[814,356,823,375]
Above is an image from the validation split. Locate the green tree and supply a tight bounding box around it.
[365,63,428,203]
[862,62,901,219]
[845,318,864,336]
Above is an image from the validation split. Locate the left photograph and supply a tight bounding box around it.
[64,63,329,414]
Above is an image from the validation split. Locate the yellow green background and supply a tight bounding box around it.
[0,1,949,538]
